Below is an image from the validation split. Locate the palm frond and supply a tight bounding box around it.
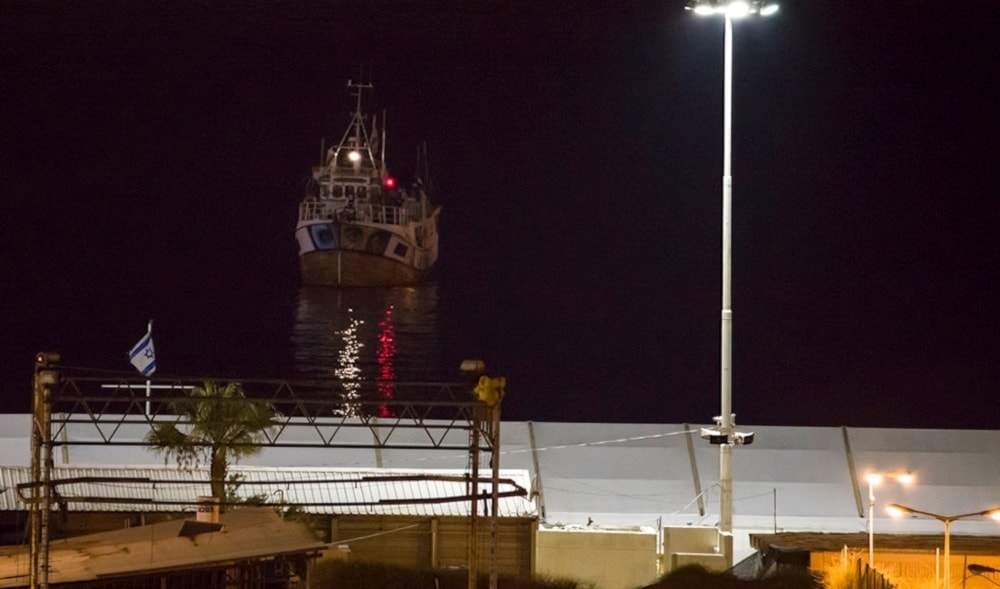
[144,380,279,501]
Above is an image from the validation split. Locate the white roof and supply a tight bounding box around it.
[3,415,999,546]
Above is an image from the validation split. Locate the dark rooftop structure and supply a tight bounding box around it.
[752,532,1000,555]
[0,508,325,588]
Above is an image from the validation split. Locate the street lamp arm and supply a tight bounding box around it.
[887,503,1000,523]
[948,509,1000,521]
[887,503,949,522]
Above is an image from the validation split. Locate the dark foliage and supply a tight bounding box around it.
[313,560,587,589]
[644,565,819,589]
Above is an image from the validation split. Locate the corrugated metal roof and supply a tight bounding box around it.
[0,464,536,518]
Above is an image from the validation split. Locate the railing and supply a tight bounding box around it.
[298,200,410,226]
[846,560,895,589]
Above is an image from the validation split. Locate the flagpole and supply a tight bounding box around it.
[145,320,152,416]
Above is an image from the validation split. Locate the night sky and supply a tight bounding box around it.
[1,1,997,428]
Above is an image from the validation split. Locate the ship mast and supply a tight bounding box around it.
[333,79,379,174]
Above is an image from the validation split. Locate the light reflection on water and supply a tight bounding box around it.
[291,283,443,387]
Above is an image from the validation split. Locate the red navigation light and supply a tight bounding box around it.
[383,176,397,189]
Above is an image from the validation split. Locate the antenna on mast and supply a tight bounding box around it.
[380,109,387,169]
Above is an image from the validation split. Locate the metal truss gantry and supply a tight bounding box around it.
[28,353,510,589]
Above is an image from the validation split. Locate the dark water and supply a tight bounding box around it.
[291,284,448,383]
[45,279,468,388]
[1,244,613,421]
[1,243,713,425]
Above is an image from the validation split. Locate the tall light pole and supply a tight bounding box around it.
[865,470,915,568]
[888,503,1000,589]
[688,0,777,546]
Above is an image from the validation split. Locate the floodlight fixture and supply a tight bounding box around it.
[864,470,915,568]
[685,0,779,18]
[459,359,486,374]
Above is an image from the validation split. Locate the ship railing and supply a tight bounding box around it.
[312,165,372,180]
[355,204,409,225]
[299,200,409,225]
[298,200,338,221]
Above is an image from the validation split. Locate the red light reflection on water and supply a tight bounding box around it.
[376,305,397,416]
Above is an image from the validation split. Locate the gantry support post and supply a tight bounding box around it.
[31,353,59,589]
[467,415,480,589]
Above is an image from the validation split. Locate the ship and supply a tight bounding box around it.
[295,80,440,286]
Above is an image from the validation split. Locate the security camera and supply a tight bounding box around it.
[700,427,728,445]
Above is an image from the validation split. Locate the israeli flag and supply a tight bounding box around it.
[129,324,156,376]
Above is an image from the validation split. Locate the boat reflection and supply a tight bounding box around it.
[375,305,396,416]
[291,283,442,413]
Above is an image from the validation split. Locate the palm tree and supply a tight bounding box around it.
[145,380,278,505]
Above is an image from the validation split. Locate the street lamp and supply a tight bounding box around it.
[888,503,1000,589]
[687,0,777,545]
[865,470,915,568]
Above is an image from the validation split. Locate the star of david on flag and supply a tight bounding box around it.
[129,321,156,376]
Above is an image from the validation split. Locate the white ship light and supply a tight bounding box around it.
[348,150,361,162]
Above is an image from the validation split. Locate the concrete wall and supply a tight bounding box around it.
[329,515,537,579]
[535,528,658,589]
[662,526,729,573]
[663,526,719,555]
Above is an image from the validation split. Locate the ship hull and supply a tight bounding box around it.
[299,249,430,286]
[295,213,439,287]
